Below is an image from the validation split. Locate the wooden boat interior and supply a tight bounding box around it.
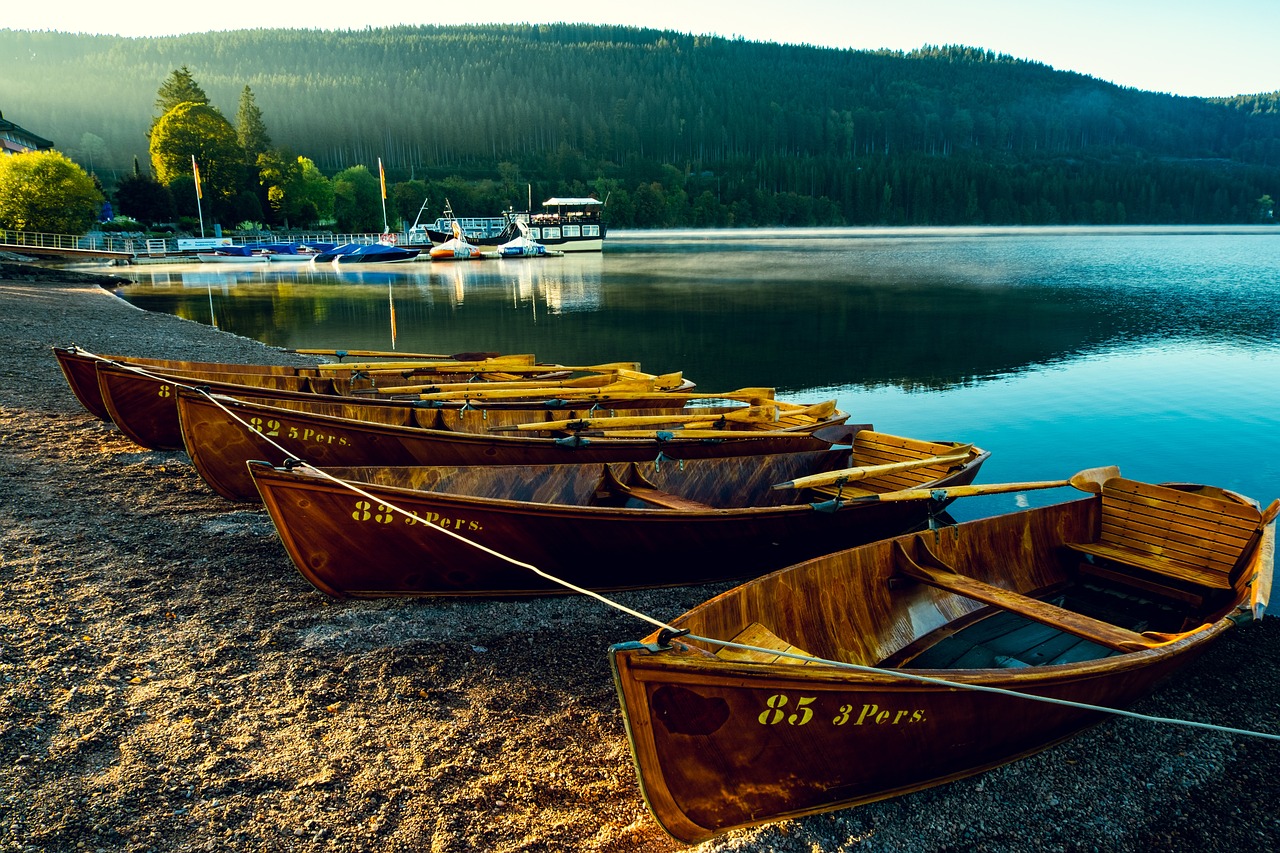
[312,430,984,511]
[654,479,1274,672]
[205,393,787,435]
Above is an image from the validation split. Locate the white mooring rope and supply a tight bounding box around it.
[77,348,1280,743]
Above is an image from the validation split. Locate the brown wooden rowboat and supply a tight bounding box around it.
[610,476,1278,843]
[90,359,691,451]
[176,387,850,502]
[52,345,568,427]
[246,430,986,597]
[53,345,334,421]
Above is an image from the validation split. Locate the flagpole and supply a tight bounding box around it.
[192,155,205,238]
[379,157,389,233]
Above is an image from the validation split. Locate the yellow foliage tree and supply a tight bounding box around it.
[0,150,103,233]
[148,102,243,204]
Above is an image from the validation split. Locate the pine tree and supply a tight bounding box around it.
[236,86,272,167]
[154,66,209,116]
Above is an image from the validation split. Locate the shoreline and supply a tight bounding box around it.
[1,265,1278,851]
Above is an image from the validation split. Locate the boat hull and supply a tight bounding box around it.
[247,447,984,597]
[612,629,1218,843]
[53,346,328,423]
[610,490,1275,842]
[176,389,848,503]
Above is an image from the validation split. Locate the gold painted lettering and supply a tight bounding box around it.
[758,694,787,725]
[352,500,372,522]
[854,704,879,725]
[787,696,815,726]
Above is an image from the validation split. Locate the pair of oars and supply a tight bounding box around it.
[491,400,837,433]
[486,400,840,441]
[773,450,1119,503]
[407,373,692,402]
[313,354,540,372]
[411,382,774,405]
[373,364,655,394]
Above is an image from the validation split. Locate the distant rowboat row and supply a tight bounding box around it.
[53,342,1277,843]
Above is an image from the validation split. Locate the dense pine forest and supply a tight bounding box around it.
[2,24,1279,227]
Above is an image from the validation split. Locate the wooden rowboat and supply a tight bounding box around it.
[609,474,1278,843]
[175,387,850,502]
[90,360,690,451]
[247,431,986,596]
[52,345,527,421]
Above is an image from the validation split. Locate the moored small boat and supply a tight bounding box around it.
[196,245,269,263]
[53,345,533,424]
[429,221,484,260]
[248,431,986,597]
[176,387,850,502]
[610,474,1278,843]
[87,356,667,451]
[331,243,421,264]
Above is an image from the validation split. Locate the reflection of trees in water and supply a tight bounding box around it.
[117,235,1280,393]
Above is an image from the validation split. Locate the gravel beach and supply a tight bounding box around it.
[1,261,1278,852]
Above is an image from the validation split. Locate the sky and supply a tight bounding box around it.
[6,0,1278,98]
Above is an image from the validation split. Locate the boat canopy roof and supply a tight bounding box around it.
[541,197,603,207]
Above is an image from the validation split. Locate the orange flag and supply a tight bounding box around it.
[378,157,387,200]
[191,156,202,199]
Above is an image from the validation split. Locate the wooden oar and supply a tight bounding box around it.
[410,374,698,402]
[314,355,538,371]
[846,465,1121,504]
[372,373,631,395]
[771,446,975,491]
[362,361,644,379]
[577,428,820,440]
[492,405,779,433]
[286,348,501,361]
[770,400,839,418]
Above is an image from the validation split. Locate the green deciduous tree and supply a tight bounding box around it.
[293,157,334,226]
[0,150,104,233]
[149,102,244,210]
[332,165,382,231]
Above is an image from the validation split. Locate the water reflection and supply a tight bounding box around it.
[115,228,1280,393]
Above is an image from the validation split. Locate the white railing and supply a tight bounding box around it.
[0,228,404,257]
[0,228,138,254]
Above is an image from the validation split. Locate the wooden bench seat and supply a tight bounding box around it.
[593,462,717,511]
[892,539,1201,652]
[799,431,973,503]
[619,484,716,511]
[1063,478,1267,595]
[715,622,814,665]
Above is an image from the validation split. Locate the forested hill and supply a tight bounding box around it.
[3,24,1279,227]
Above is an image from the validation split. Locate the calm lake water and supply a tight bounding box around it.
[110,226,1280,522]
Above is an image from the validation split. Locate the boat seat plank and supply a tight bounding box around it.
[622,485,716,512]
[893,540,1164,652]
[1063,478,1263,593]
[716,622,813,665]
[1074,561,1205,606]
[807,482,878,500]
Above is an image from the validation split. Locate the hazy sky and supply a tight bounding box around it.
[8,0,1277,98]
